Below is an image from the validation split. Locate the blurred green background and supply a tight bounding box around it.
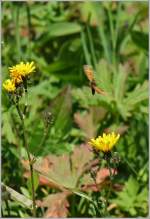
[2,1,148,218]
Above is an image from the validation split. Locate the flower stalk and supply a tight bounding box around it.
[15,100,36,217]
[88,132,120,216]
[3,61,37,217]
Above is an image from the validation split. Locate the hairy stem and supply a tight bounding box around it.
[15,103,36,217]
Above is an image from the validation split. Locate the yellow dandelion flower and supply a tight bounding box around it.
[9,61,35,84]
[9,69,23,84]
[3,79,16,92]
[88,132,120,153]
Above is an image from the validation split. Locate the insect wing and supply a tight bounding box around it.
[83,65,94,82]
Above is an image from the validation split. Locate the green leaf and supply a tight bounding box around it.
[27,171,39,196]
[113,64,128,102]
[111,176,148,216]
[46,60,74,73]
[2,110,16,144]
[116,80,148,119]
[125,176,139,197]
[129,207,137,216]
[20,187,30,199]
[124,81,148,107]
[96,59,113,95]
[28,79,60,99]
[136,187,148,204]
[72,86,109,109]
[130,31,148,51]
[49,86,72,134]
[42,22,81,40]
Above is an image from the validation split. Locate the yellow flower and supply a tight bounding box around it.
[89,132,120,152]
[3,79,16,92]
[9,61,35,84]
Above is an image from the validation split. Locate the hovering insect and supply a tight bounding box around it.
[83,65,105,95]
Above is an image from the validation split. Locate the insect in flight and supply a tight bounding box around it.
[83,65,106,95]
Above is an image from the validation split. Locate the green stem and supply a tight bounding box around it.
[15,103,36,217]
[23,78,28,116]
[105,159,115,215]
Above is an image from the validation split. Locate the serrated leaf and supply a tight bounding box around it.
[96,59,113,95]
[136,187,148,204]
[111,176,148,215]
[125,176,139,197]
[116,80,148,119]
[72,86,108,108]
[113,64,129,102]
[124,81,148,106]
[40,192,70,218]
[30,145,93,190]
[74,111,96,139]
[74,107,107,139]
[28,79,59,99]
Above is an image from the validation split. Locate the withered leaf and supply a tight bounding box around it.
[25,145,94,190]
[74,107,107,140]
[81,168,117,192]
[40,192,70,218]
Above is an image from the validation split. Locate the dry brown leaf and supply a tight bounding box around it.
[96,168,117,184]
[23,171,58,189]
[74,107,107,140]
[74,112,95,139]
[22,145,94,191]
[39,192,70,218]
[71,144,93,178]
[81,168,117,192]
